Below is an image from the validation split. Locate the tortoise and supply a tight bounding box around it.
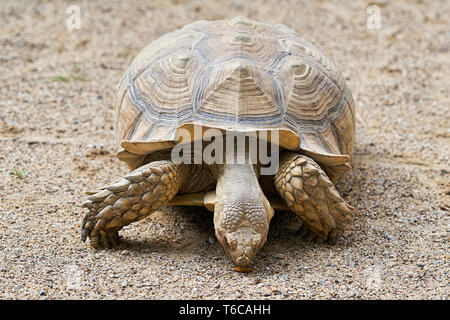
[81,17,355,269]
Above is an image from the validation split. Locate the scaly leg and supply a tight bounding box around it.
[274,153,354,243]
[81,161,186,249]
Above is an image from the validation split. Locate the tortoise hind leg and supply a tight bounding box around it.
[81,160,187,249]
[274,152,354,243]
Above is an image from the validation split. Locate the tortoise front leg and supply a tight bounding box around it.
[274,153,354,243]
[81,161,187,249]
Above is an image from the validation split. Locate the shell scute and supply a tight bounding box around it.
[115,18,355,178]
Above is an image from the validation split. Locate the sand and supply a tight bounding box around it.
[0,0,448,299]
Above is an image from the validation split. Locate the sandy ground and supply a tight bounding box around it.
[0,0,448,299]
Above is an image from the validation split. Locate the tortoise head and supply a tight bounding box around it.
[214,198,273,267]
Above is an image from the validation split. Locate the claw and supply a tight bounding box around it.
[87,189,112,202]
[106,179,129,192]
[83,220,93,231]
[124,171,143,183]
[81,228,89,242]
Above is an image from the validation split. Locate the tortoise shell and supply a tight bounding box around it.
[114,17,355,180]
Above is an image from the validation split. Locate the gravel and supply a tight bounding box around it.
[0,0,448,299]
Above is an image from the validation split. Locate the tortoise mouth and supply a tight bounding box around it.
[234,254,252,267]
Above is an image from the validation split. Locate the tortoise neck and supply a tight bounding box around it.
[213,141,263,200]
[215,163,261,201]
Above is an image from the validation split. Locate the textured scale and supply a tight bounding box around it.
[81,161,186,248]
[115,17,355,179]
